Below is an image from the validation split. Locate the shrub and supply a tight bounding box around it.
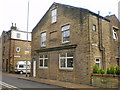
[99,68,105,74]
[115,65,120,75]
[93,64,99,74]
[107,68,110,74]
[109,66,115,74]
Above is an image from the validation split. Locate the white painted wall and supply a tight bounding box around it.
[11,30,31,41]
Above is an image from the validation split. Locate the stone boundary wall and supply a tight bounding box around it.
[91,74,120,88]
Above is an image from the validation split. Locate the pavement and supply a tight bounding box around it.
[18,75,96,89]
[2,72,97,89]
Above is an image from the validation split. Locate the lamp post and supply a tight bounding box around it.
[26,0,30,77]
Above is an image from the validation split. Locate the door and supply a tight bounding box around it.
[33,60,36,77]
[6,59,8,72]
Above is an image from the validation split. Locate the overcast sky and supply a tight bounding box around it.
[0,0,119,36]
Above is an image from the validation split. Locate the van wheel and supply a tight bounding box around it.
[20,71,23,74]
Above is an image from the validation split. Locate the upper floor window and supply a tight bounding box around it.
[51,9,57,23]
[41,32,46,47]
[39,55,48,68]
[112,27,118,40]
[61,25,70,43]
[59,52,73,69]
[92,24,96,31]
[95,58,101,68]
[16,33,20,38]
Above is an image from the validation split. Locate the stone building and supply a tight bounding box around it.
[106,15,120,66]
[31,3,120,85]
[0,36,2,70]
[1,23,31,73]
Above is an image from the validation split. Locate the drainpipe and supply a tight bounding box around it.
[9,33,11,72]
[98,11,106,70]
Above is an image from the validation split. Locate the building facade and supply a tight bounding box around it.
[0,36,2,70]
[31,3,120,85]
[1,23,31,73]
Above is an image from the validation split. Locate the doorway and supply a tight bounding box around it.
[33,59,36,77]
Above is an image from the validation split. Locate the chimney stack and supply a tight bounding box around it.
[10,23,17,30]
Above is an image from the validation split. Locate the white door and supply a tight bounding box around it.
[33,60,36,77]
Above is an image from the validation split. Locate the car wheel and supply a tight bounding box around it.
[20,71,23,74]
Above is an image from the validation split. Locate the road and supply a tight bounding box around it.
[1,72,66,89]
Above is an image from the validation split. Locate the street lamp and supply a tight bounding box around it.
[26,0,30,77]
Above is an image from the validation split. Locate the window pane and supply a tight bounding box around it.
[60,53,66,57]
[67,58,73,67]
[60,59,66,67]
[96,59,100,62]
[44,55,47,58]
[62,30,70,42]
[41,32,46,46]
[63,36,70,42]
[67,52,73,57]
[40,60,43,66]
[44,59,48,67]
[52,9,57,23]
[17,33,20,38]
[52,9,57,16]
[40,55,43,58]
[19,65,24,68]
[62,25,70,31]
[93,25,96,30]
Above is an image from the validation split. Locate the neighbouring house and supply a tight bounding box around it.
[1,23,31,73]
[0,36,2,70]
[31,2,120,85]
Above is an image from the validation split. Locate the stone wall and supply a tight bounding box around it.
[91,74,120,88]
[31,3,119,86]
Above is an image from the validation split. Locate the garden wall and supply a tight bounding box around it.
[91,74,120,88]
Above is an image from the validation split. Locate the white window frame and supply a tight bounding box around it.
[51,9,57,23]
[16,47,20,52]
[59,53,73,69]
[61,25,70,43]
[16,33,20,38]
[95,58,101,68]
[112,28,118,40]
[41,32,46,47]
[39,55,48,68]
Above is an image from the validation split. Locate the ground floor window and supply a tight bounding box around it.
[59,52,73,69]
[95,58,101,68]
[39,55,48,68]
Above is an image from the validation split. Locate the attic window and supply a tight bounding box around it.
[51,9,57,23]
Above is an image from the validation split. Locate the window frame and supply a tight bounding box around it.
[39,55,48,68]
[59,53,73,69]
[95,58,101,68]
[92,24,96,31]
[61,25,70,43]
[41,32,46,47]
[51,9,57,23]
[112,27,118,40]
[16,47,20,52]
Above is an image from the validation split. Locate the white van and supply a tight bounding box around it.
[15,61,31,74]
